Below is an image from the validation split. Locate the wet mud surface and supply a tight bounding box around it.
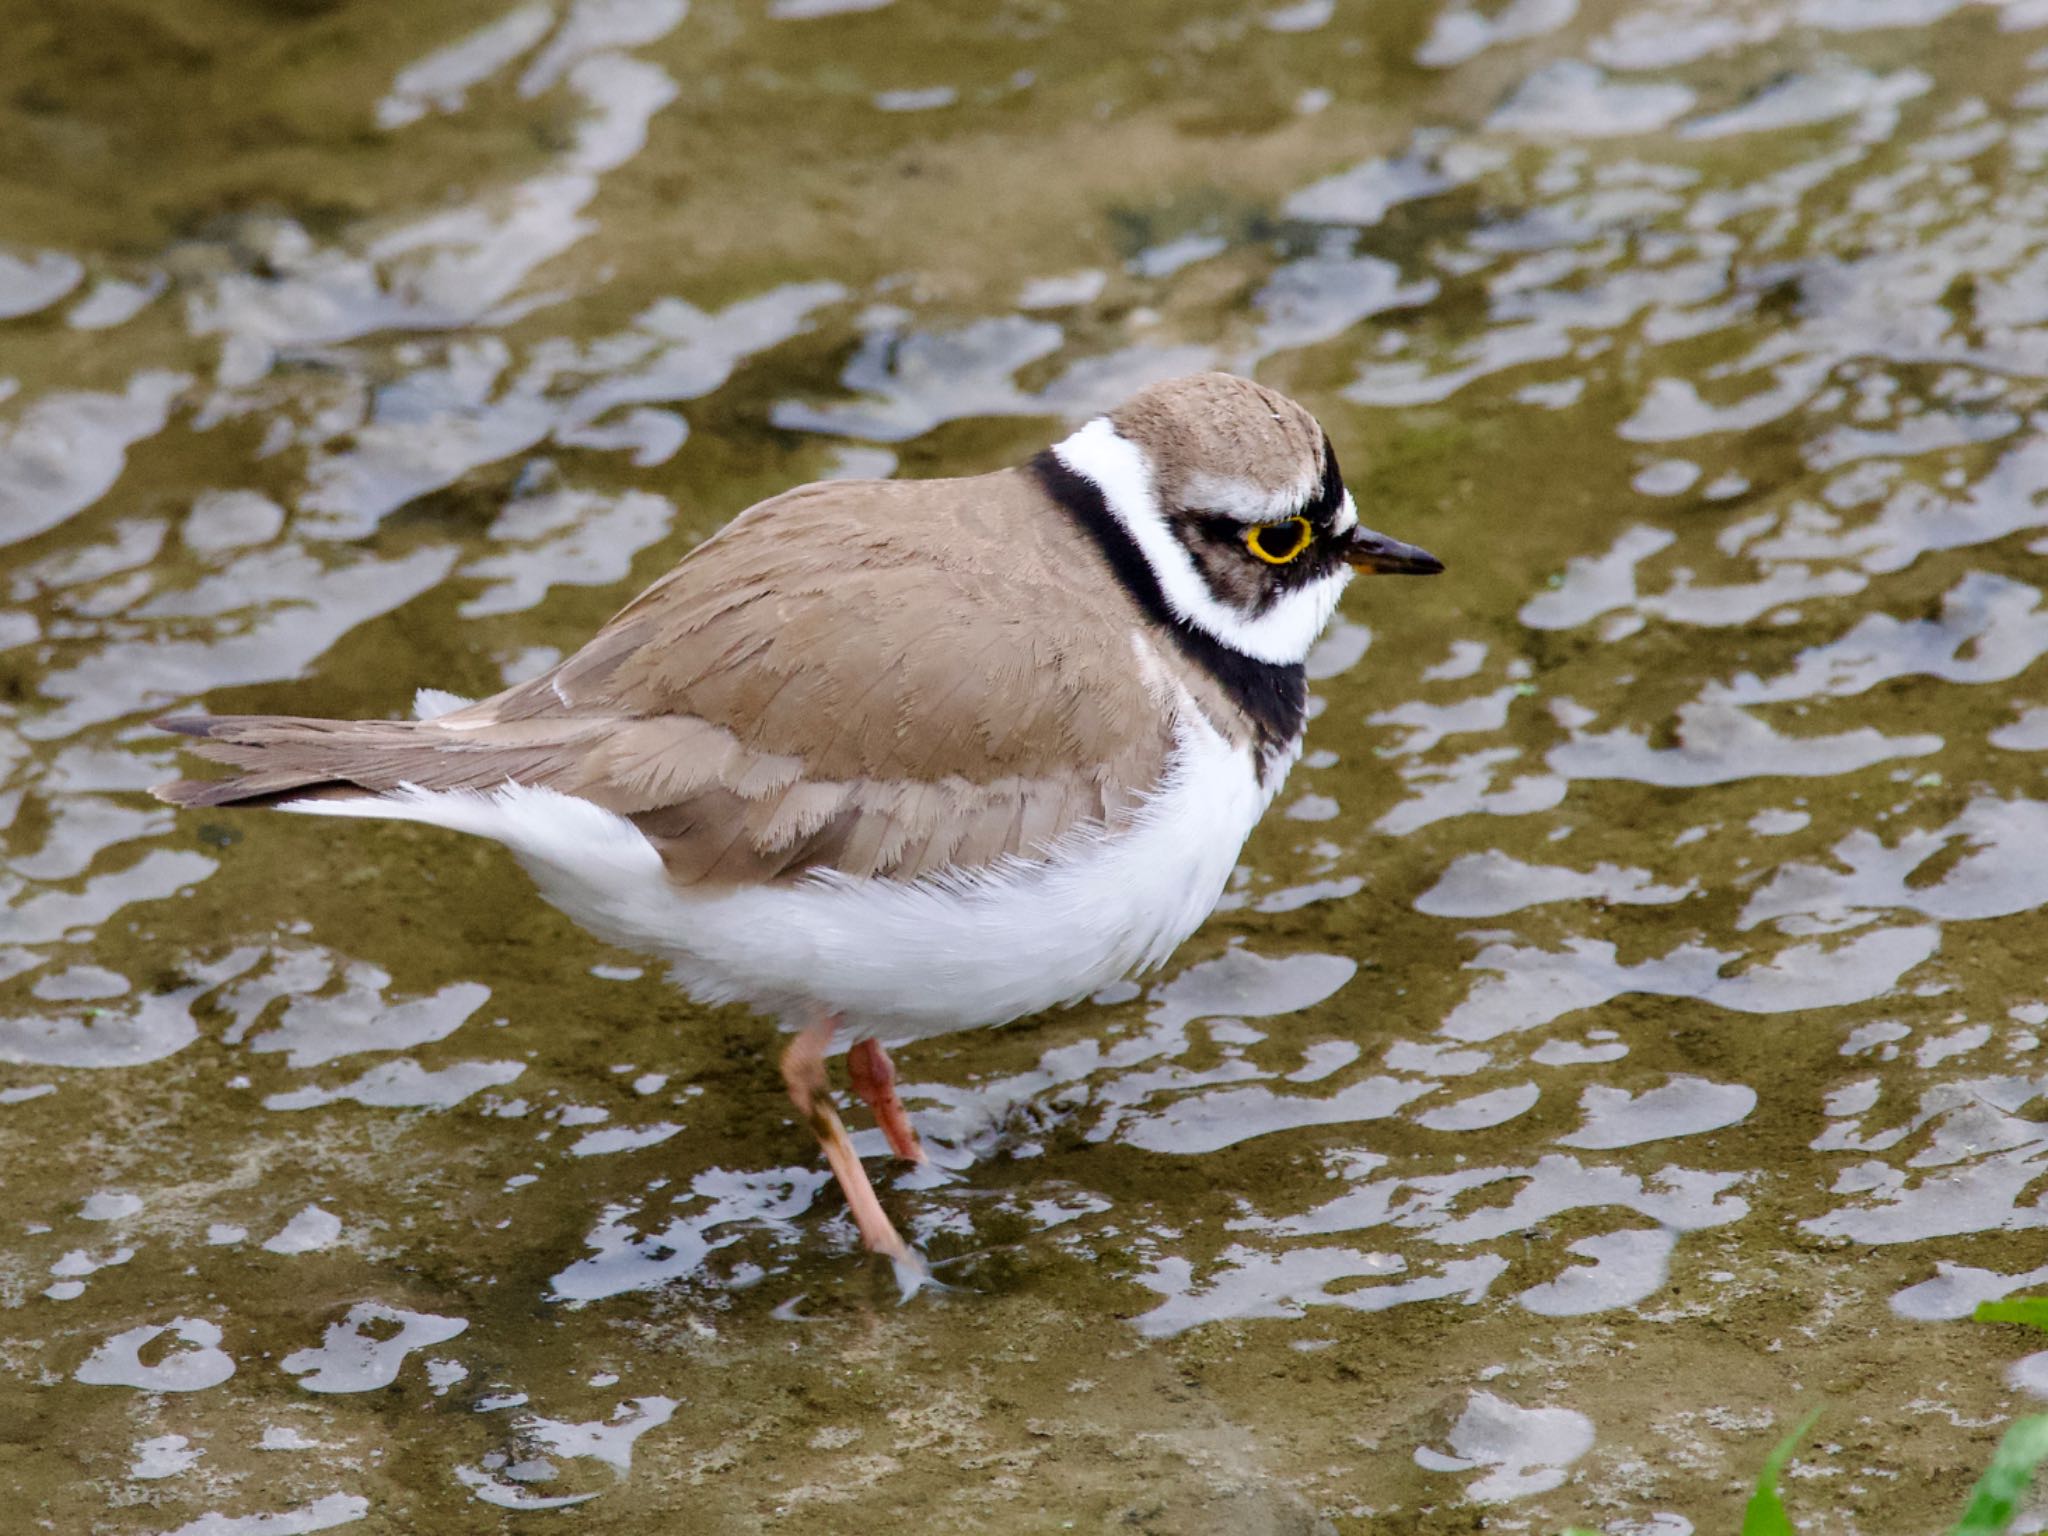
[8,0,2048,1530]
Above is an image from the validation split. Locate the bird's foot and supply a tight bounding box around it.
[782,1014,919,1264]
[847,1036,927,1164]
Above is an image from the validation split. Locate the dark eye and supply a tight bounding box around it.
[1244,516,1313,565]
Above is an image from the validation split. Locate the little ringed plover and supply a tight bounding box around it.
[154,371,1443,1272]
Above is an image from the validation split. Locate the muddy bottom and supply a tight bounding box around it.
[7,0,2048,1531]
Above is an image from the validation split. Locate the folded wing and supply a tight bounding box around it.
[156,471,1180,886]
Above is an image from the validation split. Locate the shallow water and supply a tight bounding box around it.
[9,0,2048,1530]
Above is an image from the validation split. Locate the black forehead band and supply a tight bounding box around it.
[1302,438,1346,526]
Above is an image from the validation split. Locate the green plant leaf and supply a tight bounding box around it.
[1973,1297,2048,1332]
[1948,1416,2048,1536]
[1741,1408,1822,1536]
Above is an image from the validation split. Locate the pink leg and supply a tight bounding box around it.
[780,1015,908,1260]
[848,1037,927,1165]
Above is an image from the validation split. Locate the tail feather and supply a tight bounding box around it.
[147,712,580,810]
[152,776,372,810]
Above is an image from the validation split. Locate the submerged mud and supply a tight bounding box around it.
[8,0,2048,1530]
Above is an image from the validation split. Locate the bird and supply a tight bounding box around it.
[152,371,1443,1278]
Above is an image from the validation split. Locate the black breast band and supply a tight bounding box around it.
[1030,450,1309,774]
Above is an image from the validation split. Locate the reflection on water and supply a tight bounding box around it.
[10,0,2048,1528]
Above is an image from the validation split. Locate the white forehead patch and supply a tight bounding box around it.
[1180,467,1324,524]
[1053,417,1351,668]
[1334,490,1359,536]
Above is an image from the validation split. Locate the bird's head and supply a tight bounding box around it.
[1044,371,1442,666]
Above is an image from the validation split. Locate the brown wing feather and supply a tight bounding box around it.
[154,469,1184,886]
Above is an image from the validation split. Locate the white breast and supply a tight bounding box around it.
[287,699,1288,1039]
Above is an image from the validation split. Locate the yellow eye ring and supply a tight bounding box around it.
[1245,516,1314,565]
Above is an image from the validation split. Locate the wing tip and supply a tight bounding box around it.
[150,776,235,808]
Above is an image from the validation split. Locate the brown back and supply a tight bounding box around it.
[163,469,1190,886]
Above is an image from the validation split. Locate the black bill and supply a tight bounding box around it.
[1343,525,1444,575]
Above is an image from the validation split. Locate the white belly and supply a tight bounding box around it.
[289,705,1286,1038]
